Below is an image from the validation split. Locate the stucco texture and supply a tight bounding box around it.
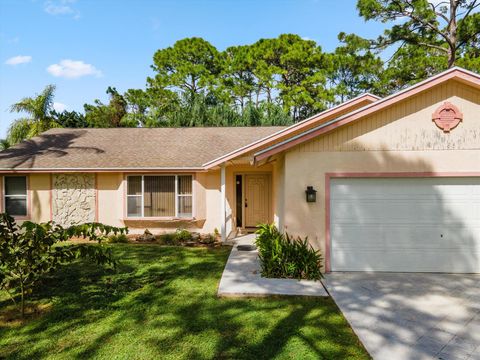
[29,173,51,222]
[279,80,480,265]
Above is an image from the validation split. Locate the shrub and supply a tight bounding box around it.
[255,223,323,281]
[158,233,178,245]
[0,213,126,317]
[174,229,192,243]
[108,233,129,243]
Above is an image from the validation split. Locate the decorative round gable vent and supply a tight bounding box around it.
[432,102,463,133]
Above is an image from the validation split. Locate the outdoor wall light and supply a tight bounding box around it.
[305,186,317,203]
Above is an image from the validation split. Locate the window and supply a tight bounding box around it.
[4,176,27,216]
[127,175,193,218]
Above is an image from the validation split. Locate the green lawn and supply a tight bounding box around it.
[0,244,369,360]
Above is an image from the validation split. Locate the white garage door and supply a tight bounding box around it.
[330,178,480,273]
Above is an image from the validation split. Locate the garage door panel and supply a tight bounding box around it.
[331,225,384,248]
[332,224,480,250]
[330,177,480,273]
[333,248,480,272]
[332,199,476,225]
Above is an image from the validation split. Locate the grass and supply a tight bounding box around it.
[0,244,370,360]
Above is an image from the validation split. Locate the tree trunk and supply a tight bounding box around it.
[447,47,456,68]
[447,0,458,68]
[20,281,25,318]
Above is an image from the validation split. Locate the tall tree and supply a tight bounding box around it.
[222,45,256,110]
[329,33,385,102]
[250,38,282,105]
[250,34,332,120]
[274,34,331,120]
[148,37,222,103]
[52,110,88,128]
[382,43,448,91]
[7,85,61,145]
[357,0,480,67]
[123,86,182,127]
[84,87,128,127]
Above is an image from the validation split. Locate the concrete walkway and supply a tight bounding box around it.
[325,272,480,360]
[217,234,328,297]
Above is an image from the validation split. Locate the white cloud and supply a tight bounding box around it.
[47,59,102,79]
[44,0,80,19]
[53,102,67,112]
[5,55,32,65]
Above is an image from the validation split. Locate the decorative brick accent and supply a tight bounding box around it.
[52,174,95,226]
[432,102,463,133]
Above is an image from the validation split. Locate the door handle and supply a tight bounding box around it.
[245,199,248,208]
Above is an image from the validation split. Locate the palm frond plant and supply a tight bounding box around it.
[7,85,61,145]
[255,223,323,280]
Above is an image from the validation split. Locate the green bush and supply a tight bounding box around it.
[0,213,125,317]
[158,233,178,245]
[107,233,129,243]
[174,229,192,243]
[255,223,323,281]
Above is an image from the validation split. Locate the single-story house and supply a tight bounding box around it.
[1,67,479,273]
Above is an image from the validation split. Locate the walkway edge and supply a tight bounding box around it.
[217,234,329,297]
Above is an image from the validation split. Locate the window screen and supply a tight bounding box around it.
[4,176,27,216]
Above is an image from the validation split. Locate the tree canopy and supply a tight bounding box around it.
[357,0,479,67]
[352,0,480,91]
[2,1,479,147]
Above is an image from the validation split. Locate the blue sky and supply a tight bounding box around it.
[0,0,387,138]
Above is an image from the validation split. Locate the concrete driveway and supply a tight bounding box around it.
[324,273,480,360]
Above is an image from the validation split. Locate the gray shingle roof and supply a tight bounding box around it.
[0,127,286,170]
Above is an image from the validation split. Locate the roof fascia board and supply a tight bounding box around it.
[0,167,206,173]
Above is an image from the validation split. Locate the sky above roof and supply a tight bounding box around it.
[0,0,388,139]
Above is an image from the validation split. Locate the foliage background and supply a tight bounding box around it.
[2,0,479,146]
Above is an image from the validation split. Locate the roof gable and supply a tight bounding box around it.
[254,67,480,162]
[296,81,479,153]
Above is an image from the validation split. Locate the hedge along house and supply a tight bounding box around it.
[1,67,479,273]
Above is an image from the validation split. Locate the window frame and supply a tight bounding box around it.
[125,174,194,219]
[3,175,29,218]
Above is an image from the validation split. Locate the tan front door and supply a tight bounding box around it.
[245,174,270,227]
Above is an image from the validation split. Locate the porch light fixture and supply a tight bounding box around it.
[305,186,317,203]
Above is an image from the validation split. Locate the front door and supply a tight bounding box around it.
[245,174,270,227]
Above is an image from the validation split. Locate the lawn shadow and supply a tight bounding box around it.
[0,245,369,360]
